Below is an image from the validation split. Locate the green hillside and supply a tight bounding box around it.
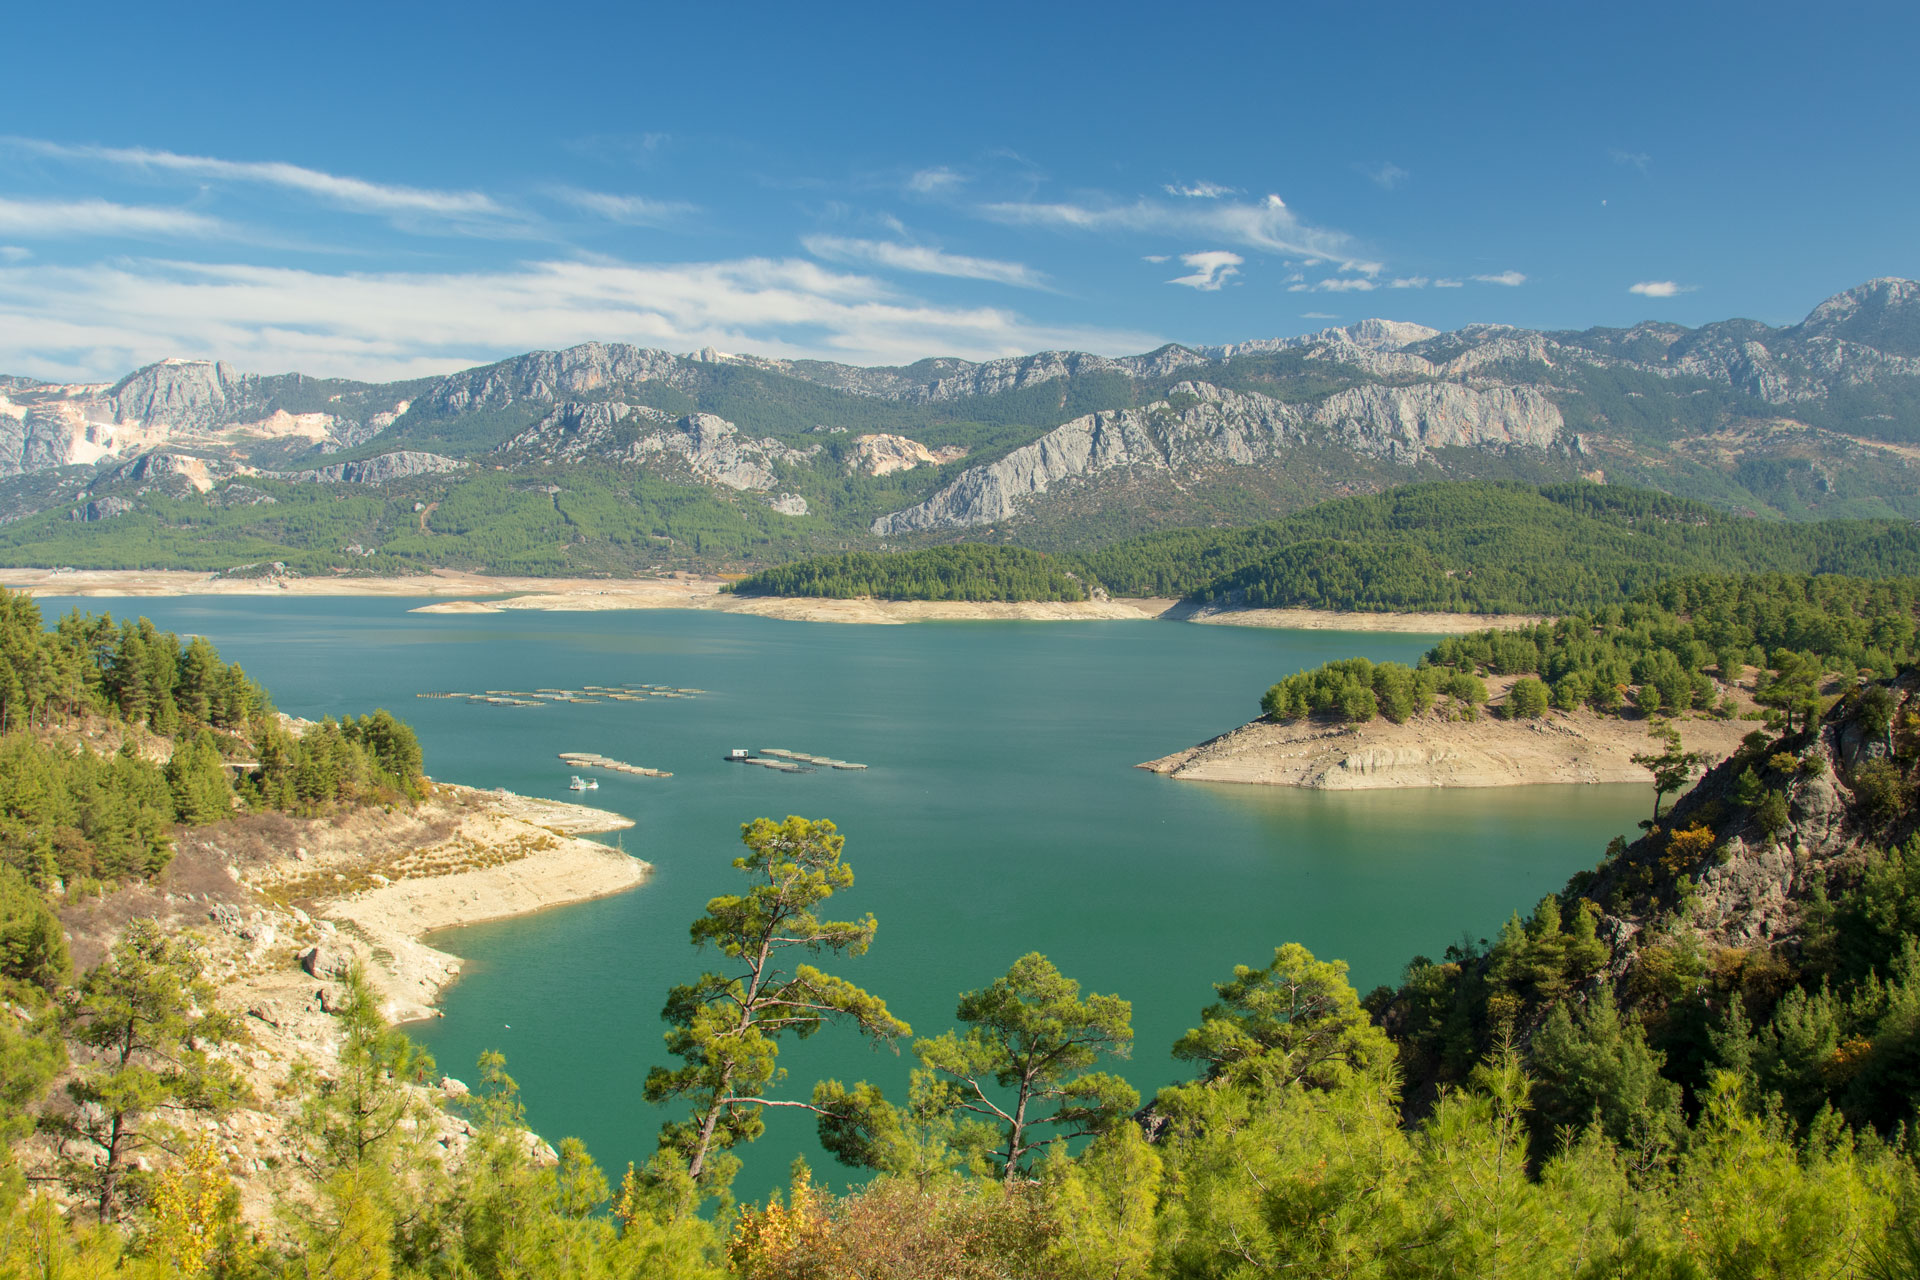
[1074,481,1920,612]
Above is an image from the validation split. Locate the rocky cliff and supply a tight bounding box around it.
[873,379,1565,533]
[498,401,817,492]
[0,359,409,477]
[282,451,466,485]
[423,343,690,413]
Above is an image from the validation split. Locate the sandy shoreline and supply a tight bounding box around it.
[1140,703,1753,790]
[3,566,1532,632]
[1173,602,1544,635]
[309,785,647,1021]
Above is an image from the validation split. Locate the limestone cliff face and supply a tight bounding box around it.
[498,401,818,492]
[1313,382,1563,455]
[107,359,253,432]
[282,451,466,485]
[424,344,688,413]
[872,379,1564,534]
[495,400,673,458]
[634,413,819,491]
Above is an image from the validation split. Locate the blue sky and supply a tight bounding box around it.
[1,0,1915,382]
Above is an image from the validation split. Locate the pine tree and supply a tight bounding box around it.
[644,815,906,1204]
[164,730,232,825]
[53,921,246,1220]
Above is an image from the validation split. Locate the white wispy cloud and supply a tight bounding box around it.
[1367,162,1409,190]
[980,192,1379,273]
[1629,280,1694,297]
[0,196,226,239]
[1389,276,1429,289]
[7,138,505,221]
[1474,270,1527,286]
[564,132,671,165]
[1434,278,1463,288]
[552,187,699,226]
[1141,254,1170,264]
[907,167,965,194]
[0,247,29,263]
[1610,149,1652,174]
[802,235,1048,289]
[1289,276,1377,293]
[1301,311,1339,319]
[1163,181,1236,199]
[1167,251,1242,291]
[0,254,1160,383]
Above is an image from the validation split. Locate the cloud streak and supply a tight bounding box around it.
[980,192,1379,273]
[1474,270,1527,286]
[552,187,699,226]
[0,197,226,239]
[1366,162,1409,190]
[0,254,1161,383]
[802,235,1049,289]
[8,138,505,221]
[1289,276,1376,293]
[907,167,965,194]
[1163,181,1236,199]
[1629,280,1693,297]
[1166,251,1242,291]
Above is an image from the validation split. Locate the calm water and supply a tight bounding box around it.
[36,596,1643,1198]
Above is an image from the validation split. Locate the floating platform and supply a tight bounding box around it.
[728,747,867,772]
[557,751,671,778]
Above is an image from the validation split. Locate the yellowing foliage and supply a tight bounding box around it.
[144,1136,249,1278]
[729,1168,830,1280]
[1664,824,1718,875]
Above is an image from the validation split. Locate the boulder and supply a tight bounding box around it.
[299,944,351,980]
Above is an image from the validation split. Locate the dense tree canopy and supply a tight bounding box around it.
[1076,481,1920,610]
[730,546,1088,602]
[0,589,428,889]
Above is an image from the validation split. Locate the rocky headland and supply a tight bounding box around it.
[36,783,645,1223]
[1141,699,1754,790]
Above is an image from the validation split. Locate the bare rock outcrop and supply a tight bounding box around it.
[873,379,1564,534]
[845,433,967,476]
[281,451,466,485]
[1140,705,1750,791]
[499,402,817,492]
[425,343,688,413]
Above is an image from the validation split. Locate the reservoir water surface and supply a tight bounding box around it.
[40,596,1646,1199]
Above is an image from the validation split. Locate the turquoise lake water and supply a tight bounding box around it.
[37,596,1645,1199]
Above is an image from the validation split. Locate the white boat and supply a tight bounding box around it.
[568,775,588,791]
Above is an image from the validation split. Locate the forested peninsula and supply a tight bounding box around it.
[1149,572,1920,789]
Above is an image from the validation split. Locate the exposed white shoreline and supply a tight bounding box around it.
[3,567,1530,633]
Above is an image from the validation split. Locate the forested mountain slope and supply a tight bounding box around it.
[737,482,1920,612]
[1372,664,1920,1145]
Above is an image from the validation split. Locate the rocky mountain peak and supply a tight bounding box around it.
[1342,318,1441,350]
[1793,276,1920,357]
[425,342,687,413]
[108,358,249,430]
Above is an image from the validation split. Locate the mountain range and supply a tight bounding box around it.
[1,278,1916,574]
